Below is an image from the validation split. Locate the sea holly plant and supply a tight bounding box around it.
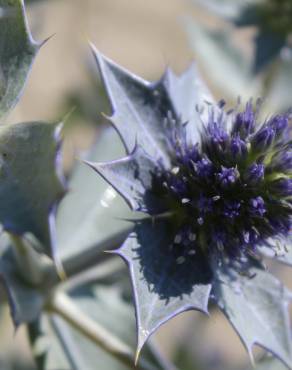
[87,46,292,369]
[2,0,292,369]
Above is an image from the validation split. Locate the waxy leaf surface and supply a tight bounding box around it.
[92,47,211,164]
[0,0,39,118]
[213,264,292,369]
[116,220,212,355]
[0,121,65,255]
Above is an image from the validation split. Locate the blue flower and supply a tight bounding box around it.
[88,49,292,368]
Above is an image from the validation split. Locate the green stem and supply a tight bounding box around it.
[10,234,54,286]
[47,290,157,370]
[62,228,130,278]
[61,257,125,291]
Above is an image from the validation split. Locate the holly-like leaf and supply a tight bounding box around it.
[87,144,157,212]
[0,0,40,119]
[116,220,212,356]
[213,263,292,369]
[0,121,65,256]
[91,46,211,165]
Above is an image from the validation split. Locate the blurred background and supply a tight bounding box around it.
[2,0,292,369]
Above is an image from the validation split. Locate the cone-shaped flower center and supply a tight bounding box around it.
[152,101,292,261]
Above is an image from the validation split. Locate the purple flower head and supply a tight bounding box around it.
[89,51,292,368]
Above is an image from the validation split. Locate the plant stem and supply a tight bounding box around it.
[47,290,157,370]
[61,257,125,291]
[10,234,54,286]
[62,229,130,278]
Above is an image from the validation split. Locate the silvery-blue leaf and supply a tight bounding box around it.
[213,263,292,369]
[91,45,210,164]
[0,121,65,256]
[87,144,158,213]
[116,220,212,357]
[0,0,40,119]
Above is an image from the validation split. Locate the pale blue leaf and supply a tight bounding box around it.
[91,45,210,165]
[0,121,65,256]
[117,220,212,355]
[213,263,292,369]
[87,144,158,212]
[0,0,40,118]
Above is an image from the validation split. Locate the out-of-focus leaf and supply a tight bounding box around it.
[265,58,292,112]
[31,281,174,370]
[254,31,286,73]
[191,0,248,20]
[246,355,287,370]
[234,4,261,27]
[56,128,129,263]
[213,263,292,369]
[116,220,212,356]
[0,121,65,256]
[0,236,45,326]
[185,20,260,101]
[0,0,40,119]
[29,317,71,370]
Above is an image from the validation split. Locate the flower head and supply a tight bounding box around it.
[148,101,292,264]
[89,49,292,368]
